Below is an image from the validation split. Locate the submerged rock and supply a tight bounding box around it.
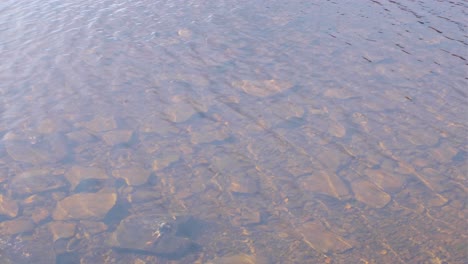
[82,116,117,133]
[152,153,180,171]
[108,214,201,258]
[112,166,151,186]
[232,79,293,97]
[65,166,109,191]
[298,221,353,254]
[52,192,117,221]
[208,254,257,264]
[190,124,230,145]
[164,102,200,123]
[300,171,350,200]
[0,195,19,218]
[350,179,391,209]
[0,218,35,236]
[48,221,76,242]
[10,169,67,197]
[31,208,50,224]
[102,130,133,146]
[5,133,69,165]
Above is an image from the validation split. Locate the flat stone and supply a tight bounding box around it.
[232,208,261,226]
[0,168,8,184]
[138,116,179,135]
[164,102,199,123]
[52,192,117,221]
[153,73,209,87]
[213,153,259,194]
[364,169,405,193]
[65,166,109,190]
[37,118,71,134]
[108,214,200,258]
[112,166,151,186]
[404,128,439,146]
[323,88,356,99]
[232,79,293,97]
[229,175,259,195]
[5,133,68,165]
[0,195,19,218]
[102,130,133,146]
[298,221,353,253]
[284,103,307,122]
[208,254,257,264]
[351,179,391,208]
[152,153,180,171]
[0,218,35,236]
[79,220,107,235]
[300,171,350,200]
[10,168,67,197]
[31,207,50,224]
[178,28,192,38]
[328,120,346,138]
[66,130,96,143]
[83,116,117,133]
[48,221,76,241]
[190,126,230,145]
[127,188,162,204]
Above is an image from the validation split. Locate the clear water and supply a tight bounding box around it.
[0,0,466,263]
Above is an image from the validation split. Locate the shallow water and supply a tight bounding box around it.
[0,0,466,263]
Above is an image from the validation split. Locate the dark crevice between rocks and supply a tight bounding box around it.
[103,201,130,231]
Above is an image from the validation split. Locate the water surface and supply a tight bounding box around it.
[0,0,466,263]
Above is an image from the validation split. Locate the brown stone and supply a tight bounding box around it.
[350,179,391,208]
[102,130,133,146]
[152,153,180,171]
[323,88,356,99]
[429,143,458,163]
[10,168,67,197]
[32,207,50,224]
[178,28,192,38]
[108,214,200,257]
[364,169,405,193]
[0,168,8,184]
[37,118,71,134]
[79,220,108,235]
[232,208,261,226]
[208,254,257,264]
[52,192,117,221]
[134,259,147,264]
[138,116,179,135]
[127,188,162,203]
[83,116,117,133]
[48,221,76,241]
[300,171,350,200]
[229,176,259,194]
[5,133,68,165]
[112,166,151,186]
[65,165,109,190]
[66,130,96,143]
[0,195,19,218]
[164,102,199,123]
[328,120,346,138]
[298,221,352,253]
[232,79,293,97]
[0,218,35,235]
[272,101,305,120]
[153,73,209,87]
[190,126,230,145]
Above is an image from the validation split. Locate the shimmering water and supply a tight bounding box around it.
[0,0,467,263]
